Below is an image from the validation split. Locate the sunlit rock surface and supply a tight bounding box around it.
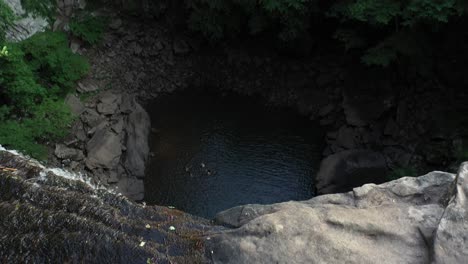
[212,165,468,264]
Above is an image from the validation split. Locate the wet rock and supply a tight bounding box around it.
[0,149,211,263]
[117,176,144,201]
[124,103,150,179]
[108,170,119,184]
[315,149,388,194]
[54,144,84,161]
[86,128,122,169]
[65,94,85,115]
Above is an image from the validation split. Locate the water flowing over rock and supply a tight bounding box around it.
[1,146,467,263]
[0,147,212,263]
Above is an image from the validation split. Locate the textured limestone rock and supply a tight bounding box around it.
[211,170,458,264]
[315,150,388,194]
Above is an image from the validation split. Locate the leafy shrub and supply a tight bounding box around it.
[0,1,15,43]
[20,0,56,20]
[330,0,468,67]
[0,31,88,159]
[0,100,73,160]
[0,43,46,114]
[186,0,312,41]
[69,15,107,45]
[20,31,90,94]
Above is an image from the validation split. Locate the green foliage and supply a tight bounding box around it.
[0,31,88,159]
[0,1,15,42]
[0,100,73,160]
[69,15,107,45]
[387,166,418,181]
[20,31,90,93]
[186,0,312,41]
[20,0,56,20]
[331,0,467,67]
[0,43,46,113]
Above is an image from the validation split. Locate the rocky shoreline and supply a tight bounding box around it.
[55,8,467,197]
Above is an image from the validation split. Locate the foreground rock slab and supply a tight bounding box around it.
[211,164,468,264]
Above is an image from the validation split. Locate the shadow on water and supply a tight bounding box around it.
[144,90,325,218]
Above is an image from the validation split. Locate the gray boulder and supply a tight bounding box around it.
[117,176,145,201]
[97,92,122,115]
[433,162,468,263]
[210,170,458,264]
[65,94,85,115]
[124,103,150,178]
[86,128,122,169]
[315,150,388,194]
[54,144,84,161]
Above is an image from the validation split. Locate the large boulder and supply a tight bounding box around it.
[210,169,459,264]
[124,102,150,179]
[86,128,122,169]
[315,150,388,194]
[433,162,468,263]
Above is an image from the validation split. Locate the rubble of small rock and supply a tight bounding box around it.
[57,89,150,200]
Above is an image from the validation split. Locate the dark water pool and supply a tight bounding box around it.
[144,91,324,219]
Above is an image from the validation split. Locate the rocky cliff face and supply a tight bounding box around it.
[1,146,467,263]
[4,0,49,41]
